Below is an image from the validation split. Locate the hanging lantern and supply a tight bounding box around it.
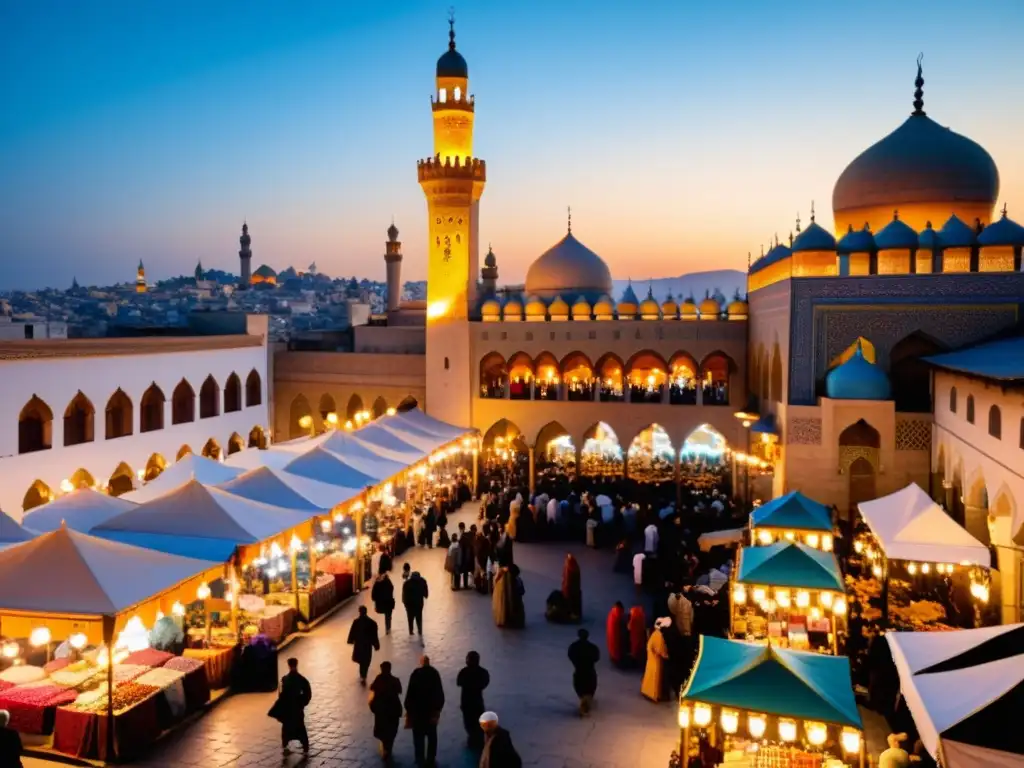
[693,703,712,727]
[757,529,773,545]
[748,713,767,739]
[29,627,51,648]
[822,534,833,552]
[778,719,797,742]
[805,721,828,746]
[872,565,882,578]
[320,520,331,533]
[784,531,796,542]
[752,587,767,604]
[854,540,864,554]
[196,582,211,601]
[921,563,930,574]
[720,709,739,734]
[809,607,821,620]
[841,729,861,754]
[819,591,834,608]
[1,641,19,659]
[907,562,917,575]
[796,591,810,608]
[171,601,186,617]
[832,597,847,616]
[775,589,791,609]
[678,705,690,728]
[732,585,747,605]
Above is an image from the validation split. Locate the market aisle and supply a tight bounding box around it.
[26,502,677,768]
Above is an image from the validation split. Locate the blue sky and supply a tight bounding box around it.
[1,0,1023,289]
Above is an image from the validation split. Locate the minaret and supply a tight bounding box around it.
[194,259,204,283]
[135,260,146,294]
[418,12,485,426]
[481,244,498,296]
[238,222,252,288]
[385,220,403,312]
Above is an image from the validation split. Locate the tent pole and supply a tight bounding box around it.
[103,615,115,761]
[881,555,890,629]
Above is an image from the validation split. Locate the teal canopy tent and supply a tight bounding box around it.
[682,635,862,729]
[751,491,832,533]
[736,541,843,592]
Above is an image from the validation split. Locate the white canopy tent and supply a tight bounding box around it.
[217,466,360,511]
[349,423,426,464]
[224,446,300,471]
[0,509,33,550]
[21,488,137,534]
[376,416,460,453]
[124,453,245,503]
[392,409,471,441]
[316,431,408,480]
[283,447,379,490]
[857,483,989,566]
[887,625,1024,767]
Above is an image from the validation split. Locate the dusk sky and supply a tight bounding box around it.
[2,0,1023,290]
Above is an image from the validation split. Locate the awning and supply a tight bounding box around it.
[284,447,378,490]
[698,528,745,551]
[736,541,844,591]
[124,453,245,503]
[682,635,862,728]
[0,509,34,544]
[392,409,471,441]
[21,488,137,534]
[314,431,409,481]
[378,417,456,453]
[751,491,832,532]
[217,466,360,511]
[224,446,299,471]
[350,423,427,463]
[858,483,989,565]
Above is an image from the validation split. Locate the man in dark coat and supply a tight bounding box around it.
[403,570,430,639]
[272,657,311,754]
[347,605,380,684]
[405,655,445,767]
[479,711,521,768]
[368,661,403,761]
[0,710,23,768]
[456,651,490,749]
[460,524,477,589]
[371,571,396,635]
[567,628,600,716]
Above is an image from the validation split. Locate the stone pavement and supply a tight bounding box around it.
[32,503,678,767]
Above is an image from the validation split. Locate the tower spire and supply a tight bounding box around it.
[567,206,572,234]
[810,201,816,224]
[913,53,925,116]
[448,7,456,51]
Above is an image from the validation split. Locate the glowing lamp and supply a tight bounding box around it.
[720,710,739,734]
[819,591,834,608]
[344,420,353,430]
[732,585,746,605]
[69,632,88,650]
[748,714,766,739]
[224,590,234,603]
[320,519,332,533]
[30,627,51,648]
[775,590,791,609]
[907,562,918,575]
[171,601,186,617]
[333,512,344,523]
[693,703,712,728]
[326,412,338,426]
[757,529,772,545]
[872,565,882,578]
[60,478,74,494]
[921,563,930,574]
[343,538,357,553]
[784,531,796,542]
[796,591,810,608]
[266,567,279,578]
[806,722,827,747]
[298,415,313,429]
[386,407,396,416]
[854,540,864,554]
[136,469,145,480]
[806,533,819,549]
[778,719,797,742]
[841,729,861,754]
[752,587,767,604]
[822,534,833,552]
[678,706,690,728]
[155,611,165,622]
[1,641,19,659]
[832,597,847,616]
[809,607,822,620]
[196,582,211,601]
[289,535,303,553]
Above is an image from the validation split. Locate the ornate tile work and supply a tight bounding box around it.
[839,446,878,473]
[788,417,822,445]
[896,417,932,451]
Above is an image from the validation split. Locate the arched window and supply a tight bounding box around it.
[596,354,625,402]
[18,395,53,454]
[668,352,698,405]
[107,463,135,497]
[22,480,53,512]
[966,395,975,424]
[989,405,1002,439]
[63,392,95,446]
[199,375,220,419]
[625,350,669,404]
[346,393,364,420]
[172,380,195,424]
[176,444,193,461]
[507,353,534,400]
[246,369,262,407]
[289,395,313,439]
[438,87,447,103]
[700,352,733,406]
[444,357,450,370]
[534,352,561,400]
[372,397,388,418]
[453,86,462,101]
[561,352,594,402]
[224,373,242,413]
[144,453,167,481]
[248,425,267,449]
[201,438,222,459]
[949,387,957,413]
[140,384,165,432]
[396,396,418,412]
[105,388,133,440]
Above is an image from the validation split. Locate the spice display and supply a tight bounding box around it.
[163,656,205,674]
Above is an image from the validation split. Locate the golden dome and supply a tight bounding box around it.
[503,298,523,321]
[525,296,547,320]
[661,295,679,319]
[679,296,698,319]
[593,295,614,319]
[571,296,592,320]
[481,299,501,320]
[699,296,721,320]
[727,298,749,319]
[548,295,570,320]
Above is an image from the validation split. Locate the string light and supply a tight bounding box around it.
[822,534,833,552]
[69,632,88,650]
[775,590,791,609]
[907,562,917,575]
[832,597,847,616]
[921,563,930,574]
[796,590,810,608]
[678,706,690,728]
[757,529,773,545]
[805,721,827,746]
[720,709,739,734]
[748,714,767,739]
[819,591,834,608]
[693,703,712,727]
[732,585,747,605]
[778,719,797,742]
[806,533,819,549]
[30,627,51,647]
[196,582,211,601]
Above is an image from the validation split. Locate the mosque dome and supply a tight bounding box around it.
[751,242,793,275]
[825,343,892,401]
[252,265,277,283]
[837,225,876,254]
[481,299,501,319]
[680,296,698,319]
[979,207,1024,247]
[832,64,998,225]
[939,215,977,248]
[548,295,570,319]
[437,22,467,78]
[791,221,837,252]
[503,297,523,321]
[874,212,920,250]
[571,296,592,320]
[639,289,661,319]
[699,294,721,320]
[661,293,679,319]
[593,295,614,319]
[387,222,399,242]
[617,283,639,318]
[727,297,749,319]
[484,245,497,269]
[525,232,614,303]
[918,222,940,250]
[525,296,547,320]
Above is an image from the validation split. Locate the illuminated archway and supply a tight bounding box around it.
[346,393,364,421]
[482,419,527,458]
[140,383,165,432]
[172,379,196,424]
[681,423,728,464]
[561,352,594,402]
[626,351,668,404]
[669,352,698,404]
[224,373,242,413]
[69,468,96,490]
[627,424,675,483]
[22,480,53,512]
[289,395,313,439]
[107,462,135,497]
[63,392,95,446]
[201,438,222,460]
[320,393,337,422]
[534,352,560,400]
[372,397,388,418]
[596,353,624,402]
[199,375,220,419]
[507,352,534,400]
[248,425,267,448]
[536,421,574,469]
[176,444,193,461]
[479,353,508,399]
[18,395,53,454]
[105,388,133,440]
[700,351,733,405]
[580,422,623,477]
[227,433,245,455]
[144,453,167,481]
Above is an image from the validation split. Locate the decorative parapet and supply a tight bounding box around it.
[431,95,475,113]
[417,155,487,183]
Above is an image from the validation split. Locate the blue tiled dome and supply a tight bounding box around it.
[939,215,977,248]
[918,221,940,250]
[978,208,1024,247]
[825,343,891,400]
[792,221,836,252]
[874,212,919,250]
[837,225,876,254]
[437,49,467,78]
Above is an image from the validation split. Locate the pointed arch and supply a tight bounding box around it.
[18,395,53,454]
[105,388,134,440]
[669,351,699,404]
[534,352,560,400]
[479,353,508,399]
[699,351,734,406]
[625,350,669,403]
[176,444,193,461]
[201,438,222,460]
[889,331,944,412]
[560,352,594,401]
[949,385,958,414]
[345,393,363,421]
[595,353,625,401]
[627,424,676,483]
[966,468,988,509]
[581,421,623,477]
[289,394,313,439]
[482,419,527,455]
[227,433,245,455]
[966,395,976,424]
[535,420,574,467]
[989,405,1002,439]
[396,396,418,412]
[682,423,729,459]
[245,369,262,407]
[22,480,53,512]
[107,462,136,497]
[990,485,1017,520]
[224,372,242,413]
[69,468,96,490]
[769,343,783,403]
[839,419,880,448]
[63,391,95,446]
[199,375,220,419]
[172,379,195,425]
[144,453,167,481]
[507,352,534,400]
[248,425,267,449]
[319,393,337,422]
[372,396,388,418]
[140,383,165,432]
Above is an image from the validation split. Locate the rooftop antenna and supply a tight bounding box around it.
[913,53,925,116]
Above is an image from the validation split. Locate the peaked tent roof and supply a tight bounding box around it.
[394,408,471,439]
[315,431,408,481]
[348,424,426,464]
[0,526,217,616]
[93,479,313,560]
[224,446,300,471]
[858,483,989,565]
[0,509,34,544]
[284,447,378,489]
[377,417,453,453]
[750,491,832,532]
[736,541,844,591]
[20,488,137,534]
[217,466,359,511]
[124,453,245,503]
[682,635,861,728]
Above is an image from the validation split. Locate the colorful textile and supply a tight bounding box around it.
[122,648,174,668]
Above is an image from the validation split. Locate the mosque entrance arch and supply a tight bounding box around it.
[840,419,880,515]
[580,422,623,477]
[535,421,574,472]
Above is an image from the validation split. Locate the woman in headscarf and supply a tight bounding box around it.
[640,618,671,702]
[627,605,648,667]
[492,565,512,627]
[605,602,627,667]
[561,554,582,622]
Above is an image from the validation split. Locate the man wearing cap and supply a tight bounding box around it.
[478,711,521,768]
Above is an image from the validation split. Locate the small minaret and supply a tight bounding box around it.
[385,220,403,312]
[135,260,146,293]
[238,221,252,288]
[194,259,204,283]
[481,243,498,296]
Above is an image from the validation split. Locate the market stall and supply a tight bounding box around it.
[0,510,33,549]
[679,635,865,767]
[854,483,991,628]
[750,491,834,551]
[124,453,244,503]
[698,528,745,553]
[0,526,220,761]
[313,430,409,481]
[388,409,471,442]
[218,465,358,512]
[349,422,428,464]
[886,624,1024,768]
[731,541,847,654]
[20,488,137,534]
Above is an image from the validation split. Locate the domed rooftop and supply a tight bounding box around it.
[751,241,792,274]
[481,298,501,316]
[549,296,570,317]
[837,225,876,254]
[661,293,679,317]
[483,244,497,268]
[792,220,837,252]
[918,222,940,250]
[436,19,467,78]
[833,62,998,221]
[680,296,698,317]
[593,295,614,316]
[387,221,399,242]
[874,211,919,250]
[826,342,891,401]
[699,293,721,319]
[939,214,977,248]
[979,206,1024,247]
[525,231,614,303]
[253,265,277,279]
[639,288,660,318]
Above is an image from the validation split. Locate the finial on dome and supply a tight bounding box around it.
[1001,203,1008,219]
[788,232,793,247]
[747,252,751,269]
[760,244,764,258]
[448,7,456,51]
[847,224,854,233]
[646,282,654,299]
[567,205,572,234]
[795,212,801,233]
[893,209,899,221]
[925,220,932,229]
[913,53,925,116]
[810,201,816,224]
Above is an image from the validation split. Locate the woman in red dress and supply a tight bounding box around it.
[605,602,627,667]
[627,605,648,667]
